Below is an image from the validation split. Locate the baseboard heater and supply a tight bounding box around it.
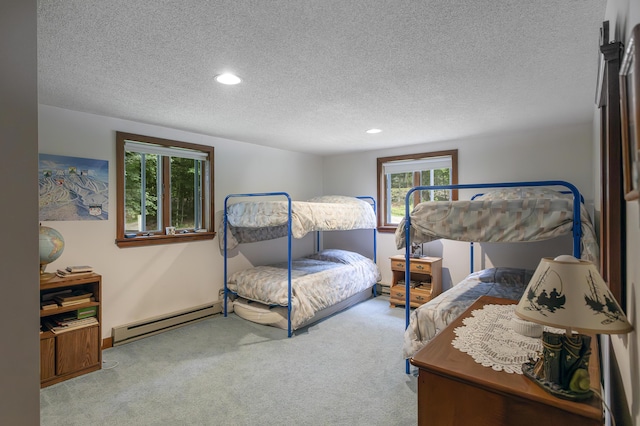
[112,301,222,346]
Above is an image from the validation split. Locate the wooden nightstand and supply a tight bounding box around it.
[410,296,603,426]
[389,255,442,308]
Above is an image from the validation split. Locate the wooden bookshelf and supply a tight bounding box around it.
[39,273,102,387]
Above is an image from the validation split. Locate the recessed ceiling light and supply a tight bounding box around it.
[215,73,242,85]
[366,128,382,134]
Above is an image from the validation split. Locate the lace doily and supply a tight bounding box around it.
[451,304,559,374]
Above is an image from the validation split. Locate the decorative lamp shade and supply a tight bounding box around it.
[515,255,632,335]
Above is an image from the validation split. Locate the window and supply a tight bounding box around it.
[116,132,215,247]
[376,150,458,232]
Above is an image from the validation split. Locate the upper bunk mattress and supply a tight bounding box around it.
[222,195,376,249]
[395,188,598,264]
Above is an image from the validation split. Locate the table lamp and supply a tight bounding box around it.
[515,255,632,401]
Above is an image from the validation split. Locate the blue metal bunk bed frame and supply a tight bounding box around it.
[223,192,378,337]
[403,180,584,373]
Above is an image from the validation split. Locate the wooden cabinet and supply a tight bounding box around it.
[39,273,102,388]
[389,255,442,308]
[410,296,603,426]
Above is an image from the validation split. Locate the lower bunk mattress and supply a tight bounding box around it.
[227,249,381,330]
[403,267,533,359]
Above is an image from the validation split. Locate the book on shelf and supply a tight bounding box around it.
[57,298,93,307]
[43,310,98,333]
[418,282,432,290]
[56,269,94,278]
[65,265,94,273]
[396,280,432,290]
[76,305,98,319]
[43,316,98,334]
[53,289,92,302]
[40,300,59,310]
[41,288,72,301]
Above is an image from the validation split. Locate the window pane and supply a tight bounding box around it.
[124,151,142,231]
[125,151,160,232]
[433,168,451,200]
[388,172,414,224]
[144,155,159,231]
[419,170,432,202]
[170,157,200,229]
[388,167,451,224]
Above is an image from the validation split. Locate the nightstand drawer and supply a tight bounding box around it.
[389,285,433,308]
[390,259,433,274]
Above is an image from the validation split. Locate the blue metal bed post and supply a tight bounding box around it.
[223,195,231,318]
[357,196,378,296]
[468,193,484,275]
[371,198,378,296]
[404,189,415,374]
[566,183,582,259]
[356,196,378,263]
[286,194,293,338]
[370,198,378,264]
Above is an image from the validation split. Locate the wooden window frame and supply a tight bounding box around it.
[376,149,458,233]
[115,132,215,248]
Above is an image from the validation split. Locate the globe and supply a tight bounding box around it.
[40,225,65,280]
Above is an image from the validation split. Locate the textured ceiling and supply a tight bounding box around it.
[37,1,606,156]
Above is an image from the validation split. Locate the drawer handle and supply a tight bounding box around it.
[415,295,425,301]
[415,265,424,270]
[394,292,404,297]
[395,262,404,268]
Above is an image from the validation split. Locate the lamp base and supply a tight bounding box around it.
[522,360,593,402]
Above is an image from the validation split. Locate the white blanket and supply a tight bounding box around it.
[395,188,599,264]
[221,195,376,249]
[228,249,380,330]
[403,267,532,359]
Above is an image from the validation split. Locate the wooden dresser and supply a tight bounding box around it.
[410,296,603,426]
[389,255,442,308]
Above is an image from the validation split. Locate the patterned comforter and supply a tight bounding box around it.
[403,267,532,359]
[227,249,380,330]
[221,195,376,249]
[395,188,599,264]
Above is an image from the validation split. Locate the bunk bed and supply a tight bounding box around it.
[395,180,598,373]
[222,193,380,337]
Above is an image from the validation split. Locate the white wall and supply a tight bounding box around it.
[323,122,594,288]
[602,2,640,425]
[38,105,324,340]
[0,1,40,424]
